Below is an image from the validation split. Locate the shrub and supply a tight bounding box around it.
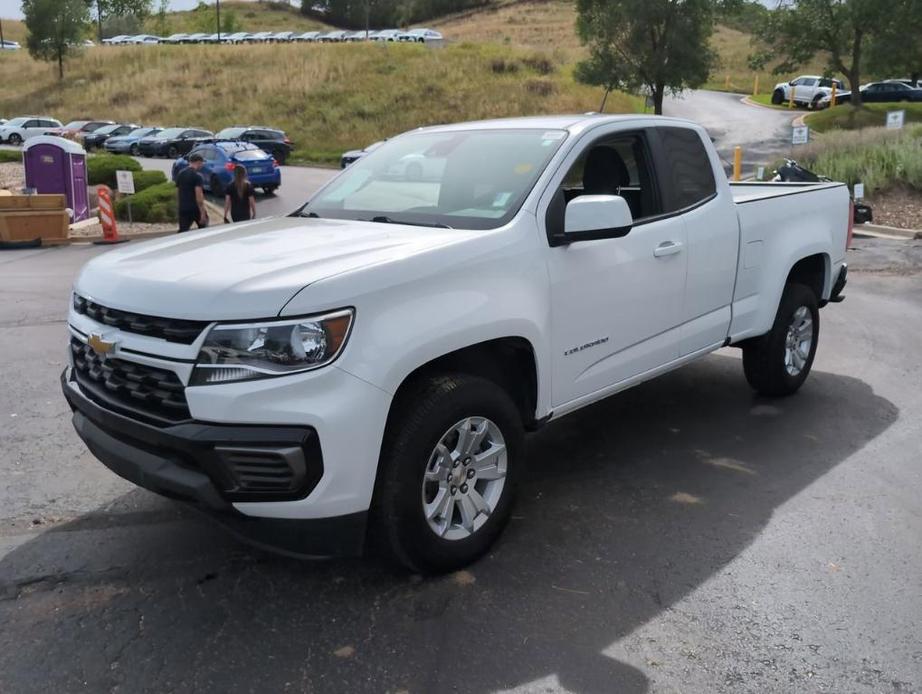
[87,154,141,188]
[131,169,167,193]
[0,150,22,164]
[114,181,177,223]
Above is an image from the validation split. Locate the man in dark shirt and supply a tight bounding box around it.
[176,153,208,232]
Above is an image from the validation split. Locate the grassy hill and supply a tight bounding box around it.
[0,0,827,164]
[0,41,635,164]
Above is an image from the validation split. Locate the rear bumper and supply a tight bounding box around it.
[62,370,368,558]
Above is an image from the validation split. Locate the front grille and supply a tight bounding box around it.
[70,337,190,423]
[73,294,208,344]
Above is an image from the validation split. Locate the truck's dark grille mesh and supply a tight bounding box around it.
[70,337,190,423]
[73,294,208,344]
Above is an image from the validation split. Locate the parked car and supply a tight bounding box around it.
[214,126,293,164]
[319,30,348,42]
[104,127,163,155]
[820,80,922,107]
[171,141,281,195]
[0,116,63,145]
[399,28,443,43]
[82,123,141,150]
[222,32,251,44]
[1,40,22,50]
[101,35,130,45]
[344,30,369,41]
[771,75,846,109]
[182,33,210,44]
[270,31,295,42]
[161,33,189,44]
[64,115,850,572]
[340,139,385,167]
[137,127,213,157]
[294,31,322,42]
[371,29,403,41]
[127,35,161,45]
[246,31,275,43]
[45,120,114,138]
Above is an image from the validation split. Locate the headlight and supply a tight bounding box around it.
[191,308,354,385]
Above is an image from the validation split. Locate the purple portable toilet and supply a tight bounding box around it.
[23,136,90,223]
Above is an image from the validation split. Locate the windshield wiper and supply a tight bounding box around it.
[369,215,452,229]
[296,210,320,218]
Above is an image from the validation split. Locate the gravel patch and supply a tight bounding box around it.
[867,186,922,231]
[0,162,24,191]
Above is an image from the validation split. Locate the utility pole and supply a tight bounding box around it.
[216,0,221,42]
[0,18,5,48]
[96,0,103,43]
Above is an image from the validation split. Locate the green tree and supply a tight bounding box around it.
[149,0,172,37]
[22,0,91,80]
[575,0,721,114]
[865,0,922,85]
[87,0,152,40]
[753,0,898,109]
[189,1,241,34]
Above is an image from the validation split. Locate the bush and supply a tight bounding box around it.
[87,154,141,188]
[114,181,177,223]
[0,150,21,164]
[131,169,167,193]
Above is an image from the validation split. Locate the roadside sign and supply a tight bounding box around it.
[757,165,765,180]
[792,126,809,145]
[886,110,905,130]
[854,183,865,200]
[115,170,135,195]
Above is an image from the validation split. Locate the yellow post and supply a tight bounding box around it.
[725,74,730,90]
[830,82,837,107]
[789,85,795,109]
[753,75,759,96]
[733,146,742,182]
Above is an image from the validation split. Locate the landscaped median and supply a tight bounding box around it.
[804,103,922,133]
[785,123,922,230]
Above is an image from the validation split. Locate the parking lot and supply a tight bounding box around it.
[1,236,920,693]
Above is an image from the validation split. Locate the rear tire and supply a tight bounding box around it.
[811,94,824,110]
[167,145,178,158]
[8,133,22,146]
[771,89,784,105]
[129,144,139,156]
[370,374,524,574]
[742,283,819,396]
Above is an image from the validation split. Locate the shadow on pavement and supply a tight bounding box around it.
[0,353,898,693]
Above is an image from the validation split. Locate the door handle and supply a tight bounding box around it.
[653,241,683,257]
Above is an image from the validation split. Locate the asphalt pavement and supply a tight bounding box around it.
[1,237,921,693]
[663,90,797,175]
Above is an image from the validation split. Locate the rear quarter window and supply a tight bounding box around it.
[657,127,717,212]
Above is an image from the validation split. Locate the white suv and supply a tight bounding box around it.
[0,116,63,145]
[771,76,846,109]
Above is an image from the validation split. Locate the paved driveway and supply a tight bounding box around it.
[1,238,921,692]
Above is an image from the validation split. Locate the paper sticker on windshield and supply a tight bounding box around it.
[514,163,534,175]
[492,192,512,207]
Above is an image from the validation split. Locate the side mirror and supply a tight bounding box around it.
[562,195,633,242]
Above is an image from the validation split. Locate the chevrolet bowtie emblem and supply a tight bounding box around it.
[87,333,117,356]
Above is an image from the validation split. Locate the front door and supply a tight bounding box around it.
[543,130,688,409]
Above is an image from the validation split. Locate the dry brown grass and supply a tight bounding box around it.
[0,41,638,163]
[163,1,330,34]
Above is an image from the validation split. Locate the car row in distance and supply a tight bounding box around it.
[820,80,922,107]
[171,141,281,195]
[100,28,443,45]
[1,40,21,51]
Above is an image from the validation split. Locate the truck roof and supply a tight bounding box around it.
[418,113,698,135]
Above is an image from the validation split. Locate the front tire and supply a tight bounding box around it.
[129,143,139,156]
[8,133,22,146]
[167,145,178,158]
[771,89,784,105]
[742,283,819,396]
[371,374,524,574]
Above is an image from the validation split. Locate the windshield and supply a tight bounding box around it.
[155,128,185,139]
[128,127,154,137]
[6,117,28,126]
[216,127,246,139]
[232,149,270,160]
[301,128,567,230]
[96,124,121,135]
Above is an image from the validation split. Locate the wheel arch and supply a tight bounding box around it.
[786,252,830,303]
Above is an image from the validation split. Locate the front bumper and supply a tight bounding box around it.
[61,370,368,557]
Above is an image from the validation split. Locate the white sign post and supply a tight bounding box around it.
[115,170,135,223]
[757,165,765,181]
[792,126,809,145]
[886,110,905,130]
[854,183,865,200]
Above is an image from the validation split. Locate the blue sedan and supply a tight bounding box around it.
[104,127,162,155]
[171,142,281,195]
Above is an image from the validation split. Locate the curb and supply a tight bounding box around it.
[854,223,921,241]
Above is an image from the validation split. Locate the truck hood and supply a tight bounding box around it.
[74,216,464,320]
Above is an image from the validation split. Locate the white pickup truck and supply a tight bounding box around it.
[63,115,850,572]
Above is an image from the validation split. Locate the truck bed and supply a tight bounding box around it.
[727,180,850,344]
